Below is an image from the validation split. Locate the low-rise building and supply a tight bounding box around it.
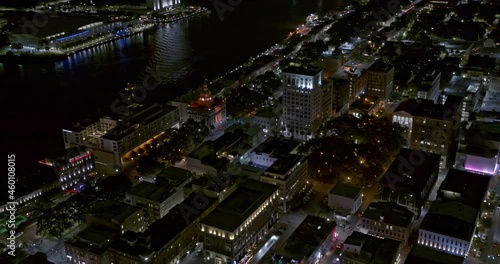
[348,95,383,118]
[63,103,180,174]
[437,168,491,209]
[417,200,478,257]
[65,226,116,264]
[271,215,337,264]
[340,231,402,264]
[125,182,183,226]
[37,146,94,191]
[108,191,219,264]
[358,202,415,243]
[404,245,465,264]
[253,109,280,136]
[378,148,440,215]
[85,200,145,234]
[328,183,363,215]
[200,180,279,264]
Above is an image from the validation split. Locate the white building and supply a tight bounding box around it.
[328,183,363,215]
[417,200,478,257]
[63,103,180,174]
[281,66,329,140]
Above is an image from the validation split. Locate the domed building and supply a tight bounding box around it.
[186,79,227,132]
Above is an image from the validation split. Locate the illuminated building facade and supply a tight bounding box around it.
[282,66,331,140]
[187,80,227,133]
[63,103,180,174]
[200,180,279,264]
[38,146,94,191]
[417,201,477,257]
[146,0,181,10]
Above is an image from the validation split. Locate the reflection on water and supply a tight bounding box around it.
[1,0,348,175]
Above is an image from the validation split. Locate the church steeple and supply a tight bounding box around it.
[197,77,214,107]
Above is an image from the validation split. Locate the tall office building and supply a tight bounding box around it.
[281,66,331,141]
[366,60,394,102]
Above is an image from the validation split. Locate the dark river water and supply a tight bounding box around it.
[0,0,347,177]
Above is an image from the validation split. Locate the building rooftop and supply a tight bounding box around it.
[252,137,300,157]
[368,60,393,73]
[467,55,496,72]
[466,121,500,142]
[349,96,380,112]
[437,168,491,209]
[393,99,423,115]
[329,183,363,199]
[126,182,175,203]
[88,200,142,225]
[333,60,375,80]
[273,215,336,262]
[342,231,401,264]
[282,65,322,76]
[156,166,193,188]
[264,154,305,176]
[68,226,116,255]
[421,200,478,241]
[110,192,218,257]
[201,180,278,232]
[405,245,464,264]
[102,104,178,141]
[362,202,414,228]
[413,96,462,120]
[443,76,481,96]
[380,148,440,194]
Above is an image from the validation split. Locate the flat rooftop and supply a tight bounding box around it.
[333,60,374,80]
[466,121,500,142]
[405,245,464,264]
[368,60,393,72]
[444,76,481,96]
[421,200,478,241]
[156,166,192,187]
[362,202,414,228]
[274,215,336,262]
[438,168,491,209]
[201,180,278,232]
[349,96,380,111]
[342,231,401,263]
[102,104,178,141]
[73,226,115,248]
[264,154,304,176]
[380,148,440,192]
[88,200,142,224]
[329,183,363,199]
[413,96,463,120]
[252,137,300,157]
[110,192,218,256]
[126,182,175,203]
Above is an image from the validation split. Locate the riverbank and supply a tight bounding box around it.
[0,6,209,64]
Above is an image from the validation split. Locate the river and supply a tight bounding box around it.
[0,0,348,178]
